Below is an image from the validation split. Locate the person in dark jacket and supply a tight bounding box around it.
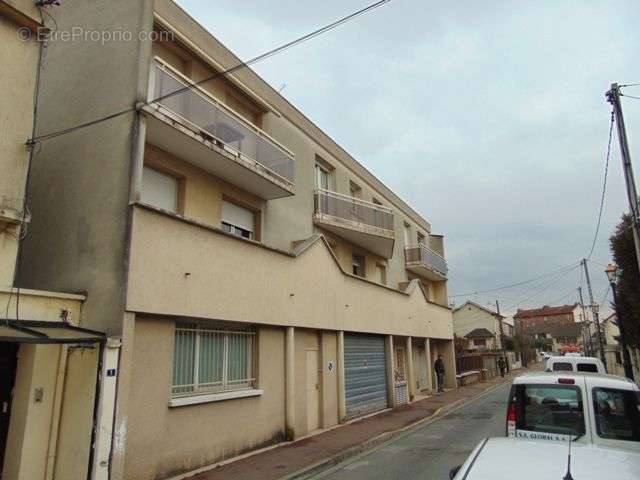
[434,354,445,392]
[498,357,506,378]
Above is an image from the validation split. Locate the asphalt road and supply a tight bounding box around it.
[309,381,512,480]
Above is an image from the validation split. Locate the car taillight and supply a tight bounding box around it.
[558,378,575,384]
[507,402,517,423]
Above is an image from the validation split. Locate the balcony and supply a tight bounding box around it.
[404,243,448,281]
[313,189,395,258]
[142,59,295,200]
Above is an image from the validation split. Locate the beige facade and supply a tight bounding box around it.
[15,1,457,479]
[0,2,105,480]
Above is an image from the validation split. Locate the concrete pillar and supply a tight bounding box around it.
[285,326,296,440]
[337,331,346,423]
[443,340,457,389]
[385,335,396,407]
[424,338,433,393]
[405,337,416,401]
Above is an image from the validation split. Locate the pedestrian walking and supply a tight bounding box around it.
[498,357,506,378]
[434,354,445,392]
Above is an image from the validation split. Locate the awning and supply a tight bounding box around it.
[0,320,106,344]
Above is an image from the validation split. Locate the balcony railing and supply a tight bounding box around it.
[314,189,394,232]
[150,59,295,185]
[405,243,448,277]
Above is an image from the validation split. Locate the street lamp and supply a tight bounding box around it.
[605,263,635,381]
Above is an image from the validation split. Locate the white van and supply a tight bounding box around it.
[545,355,606,374]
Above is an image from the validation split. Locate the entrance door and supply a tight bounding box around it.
[306,350,320,432]
[0,343,18,475]
[344,334,388,419]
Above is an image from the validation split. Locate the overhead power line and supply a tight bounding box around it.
[503,264,581,310]
[449,262,580,298]
[620,93,640,100]
[586,109,615,259]
[28,0,392,145]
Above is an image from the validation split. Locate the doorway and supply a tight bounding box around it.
[0,342,18,476]
[306,349,320,432]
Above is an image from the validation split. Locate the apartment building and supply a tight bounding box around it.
[17,1,456,479]
[0,2,108,480]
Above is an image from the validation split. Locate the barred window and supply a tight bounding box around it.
[172,323,256,397]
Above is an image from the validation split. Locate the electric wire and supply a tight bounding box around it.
[587,109,615,259]
[502,264,581,311]
[27,0,392,145]
[620,93,640,100]
[449,262,580,298]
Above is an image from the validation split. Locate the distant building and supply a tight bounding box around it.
[452,301,507,350]
[513,303,582,331]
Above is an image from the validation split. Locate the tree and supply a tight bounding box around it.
[610,214,640,348]
[454,334,469,354]
[530,337,552,351]
[503,336,515,351]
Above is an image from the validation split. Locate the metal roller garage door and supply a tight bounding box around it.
[345,334,388,419]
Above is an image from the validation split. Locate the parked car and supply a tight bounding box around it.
[506,371,640,451]
[545,355,606,374]
[449,437,640,479]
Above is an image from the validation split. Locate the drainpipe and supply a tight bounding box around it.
[424,338,433,393]
[44,345,70,480]
[385,336,395,407]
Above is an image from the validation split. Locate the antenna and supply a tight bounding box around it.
[562,437,574,480]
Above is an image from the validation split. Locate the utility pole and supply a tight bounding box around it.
[578,287,592,356]
[607,84,640,273]
[582,259,606,366]
[495,300,508,372]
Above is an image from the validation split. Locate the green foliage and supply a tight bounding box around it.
[503,336,515,351]
[530,337,552,350]
[610,214,640,348]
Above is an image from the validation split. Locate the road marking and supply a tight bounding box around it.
[343,461,370,471]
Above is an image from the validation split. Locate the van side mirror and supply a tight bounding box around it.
[450,465,462,479]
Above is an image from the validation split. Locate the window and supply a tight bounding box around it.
[221,201,255,240]
[615,351,623,365]
[141,166,179,213]
[349,180,362,199]
[172,323,255,397]
[576,363,598,373]
[376,263,387,285]
[552,362,573,372]
[474,339,487,347]
[352,254,365,277]
[513,384,585,436]
[593,388,640,442]
[417,231,426,245]
[315,164,331,190]
[403,222,411,246]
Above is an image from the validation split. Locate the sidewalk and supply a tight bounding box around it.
[183,368,524,480]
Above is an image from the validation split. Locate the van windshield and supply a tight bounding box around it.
[514,384,585,436]
[593,388,640,442]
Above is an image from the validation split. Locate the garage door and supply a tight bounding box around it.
[345,334,388,419]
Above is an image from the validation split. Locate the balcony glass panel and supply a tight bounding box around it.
[314,189,394,231]
[405,243,448,276]
[151,61,294,184]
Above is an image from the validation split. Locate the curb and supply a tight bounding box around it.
[281,377,514,480]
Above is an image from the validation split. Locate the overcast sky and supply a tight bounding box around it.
[176,0,640,316]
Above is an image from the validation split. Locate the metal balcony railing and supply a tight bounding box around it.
[150,59,295,185]
[405,243,448,276]
[314,189,394,232]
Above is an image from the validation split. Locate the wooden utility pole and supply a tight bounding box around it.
[582,259,606,366]
[607,84,640,273]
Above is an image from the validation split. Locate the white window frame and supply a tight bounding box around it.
[315,163,331,190]
[171,324,256,399]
